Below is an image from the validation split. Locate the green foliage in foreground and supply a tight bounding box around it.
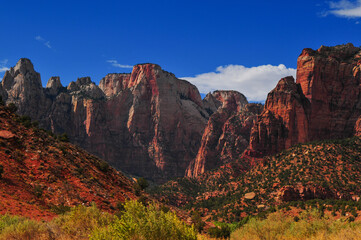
[91,200,197,240]
[0,201,197,240]
[231,210,361,240]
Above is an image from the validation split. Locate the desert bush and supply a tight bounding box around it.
[231,210,361,240]
[53,203,115,239]
[90,200,197,240]
[0,215,51,240]
[0,165,3,179]
[57,133,69,142]
[97,161,109,173]
[6,103,17,113]
[33,184,43,198]
[208,223,231,239]
[136,177,149,190]
[191,210,206,233]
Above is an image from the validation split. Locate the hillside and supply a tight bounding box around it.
[0,102,136,220]
[151,136,361,222]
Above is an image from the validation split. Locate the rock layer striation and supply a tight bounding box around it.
[1,60,209,183]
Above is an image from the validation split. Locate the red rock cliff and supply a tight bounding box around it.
[186,91,263,177]
[249,43,361,156]
[297,43,361,141]
[1,61,209,183]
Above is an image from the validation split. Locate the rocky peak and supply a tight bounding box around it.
[46,76,63,96]
[2,58,42,91]
[13,58,36,76]
[203,90,248,115]
[99,73,131,98]
[76,77,92,86]
[186,101,262,178]
[249,76,310,156]
[297,44,361,141]
[249,44,361,158]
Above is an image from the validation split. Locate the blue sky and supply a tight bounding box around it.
[1,0,361,101]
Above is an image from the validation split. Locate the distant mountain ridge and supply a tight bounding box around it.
[0,60,213,183]
[2,43,361,183]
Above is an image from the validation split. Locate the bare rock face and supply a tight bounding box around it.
[249,76,310,156]
[202,90,248,115]
[249,44,361,156]
[99,73,131,98]
[46,77,64,96]
[1,60,208,183]
[355,116,361,136]
[277,184,339,202]
[297,43,361,141]
[186,91,262,178]
[1,58,49,120]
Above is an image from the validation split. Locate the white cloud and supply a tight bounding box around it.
[0,59,9,73]
[328,0,361,18]
[107,60,133,68]
[182,64,297,102]
[0,67,9,72]
[35,35,52,48]
[35,36,44,41]
[44,41,51,49]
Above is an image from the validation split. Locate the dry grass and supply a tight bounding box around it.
[231,210,361,240]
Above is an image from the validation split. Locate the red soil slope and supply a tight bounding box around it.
[0,106,135,220]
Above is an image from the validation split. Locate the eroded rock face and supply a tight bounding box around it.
[297,43,361,141]
[277,184,340,202]
[1,58,49,121]
[249,44,361,156]
[249,76,310,156]
[1,60,209,183]
[186,90,262,178]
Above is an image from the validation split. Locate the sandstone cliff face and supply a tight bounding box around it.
[249,44,361,156]
[1,60,208,183]
[2,58,50,121]
[297,43,361,141]
[186,90,263,178]
[249,76,310,156]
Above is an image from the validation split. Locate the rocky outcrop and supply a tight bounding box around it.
[277,184,341,202]
[297,43,361,141]
[99,73,131,98]
[249,76,310,156]
[249,44,361,156]
[1,58,49,121]
[355,116,361,136]
[186,90,263,177]
[1,60,209,183]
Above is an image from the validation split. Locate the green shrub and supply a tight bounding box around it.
[33,184,43,198]
[231,210,361,240]
[54,203,115,239]
[191,210,205,233]
[58,133,69,142]
[98,161,109,173]
[137,177,149,190]
[0,165,3,179]
[208,224,231,239]
[0,215,50,240]
[90,200,197,240]
[50,204,71,215]
[6,103,17,113]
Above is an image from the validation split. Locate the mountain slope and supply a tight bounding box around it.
[0,103,135,220]
[152,136,361,222]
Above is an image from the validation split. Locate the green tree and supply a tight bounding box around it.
[7,103,17,113]
[137,177,149,190]
[91,200,197,240]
